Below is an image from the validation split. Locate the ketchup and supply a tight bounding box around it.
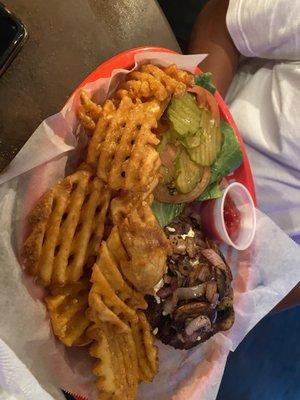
[224,195,241,240]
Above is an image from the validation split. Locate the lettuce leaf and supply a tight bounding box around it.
[151,201,185,227]
[210,120,243,183]
[198,182,223,201]
[195,72,216,94]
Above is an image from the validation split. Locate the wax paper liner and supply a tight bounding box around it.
[0,52,299,400]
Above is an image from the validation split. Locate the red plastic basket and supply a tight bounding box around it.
[71,46,256,399]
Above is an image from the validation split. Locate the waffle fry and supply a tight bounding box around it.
[45,279,91,346]
[99,236,147,310]
[87,312,157,399]
[22,171,111,286]
[88,323,139,400]
[88,292,130,334]
[89,242,146,331]
[116,64,191,102]
[78,91,103,132]
[87,233,156,396]
[104,226,128,265]
[110,177,157,225]
[88,258,138,331]
[131,312,158,383]
[86,96,161,192]
[78,91,118,133]
[87,231,149,332]
[163,64,194,86]
[117,202,171,292]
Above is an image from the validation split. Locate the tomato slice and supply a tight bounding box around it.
[188,85,220,125]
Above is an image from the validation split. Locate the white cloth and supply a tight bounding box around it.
[226,0,300,239]
[226,0,300,60]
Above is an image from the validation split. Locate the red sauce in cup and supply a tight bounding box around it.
[224,195,241,240]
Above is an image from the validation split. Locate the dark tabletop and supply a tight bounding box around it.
[0,0,180,171]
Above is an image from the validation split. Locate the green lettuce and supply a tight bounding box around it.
[151,201,184,227]
[198,182,223,201]
[195,72,216,94]
[210,120,243,182]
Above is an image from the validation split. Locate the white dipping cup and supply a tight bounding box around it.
[200,182,256,251]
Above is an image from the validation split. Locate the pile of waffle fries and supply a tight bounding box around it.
[22,64,193,399]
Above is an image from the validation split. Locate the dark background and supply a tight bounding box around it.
[158,0,208,51]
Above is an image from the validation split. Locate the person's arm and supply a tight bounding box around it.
[189,0,239,97]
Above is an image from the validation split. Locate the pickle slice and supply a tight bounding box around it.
[167,93,201,136]
[182,129,204,148]
[187,109,223,166]
[167,93,223,167]
[175,149,203,194]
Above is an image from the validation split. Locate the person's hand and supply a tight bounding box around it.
[189,0,239,97]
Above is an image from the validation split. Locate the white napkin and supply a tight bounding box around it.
[0,52,299,400]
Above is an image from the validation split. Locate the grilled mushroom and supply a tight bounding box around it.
[185,315,211,336]
[174,302,211,321]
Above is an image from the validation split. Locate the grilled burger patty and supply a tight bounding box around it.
[146,214,235,350]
